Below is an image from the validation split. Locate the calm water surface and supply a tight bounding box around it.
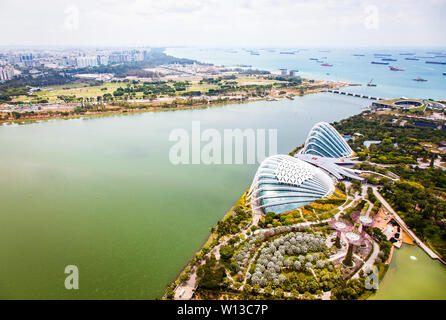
[166,47,446,100]
[0,94,367,299]
[371,245,446,300]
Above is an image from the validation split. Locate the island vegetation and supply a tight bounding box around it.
[165,106,445,301]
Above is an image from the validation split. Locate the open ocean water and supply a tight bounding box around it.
[166,47,446,100]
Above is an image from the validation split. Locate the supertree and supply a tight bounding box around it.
[350,211,374,228]
[342,231,367,267]
[328,218,353,249]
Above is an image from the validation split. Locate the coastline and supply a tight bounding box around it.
[0,98,266,125]
[0,74,350,125]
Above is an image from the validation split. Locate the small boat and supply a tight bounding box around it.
[389,66,404,71]
[321,63,333,67]
[280,51,295,55]
[413,77,427,82]
[426,61,446,65]
[374,54,392,57]
[309,58,318,60]
[382,58,397,61]
[367,79,377,87]
[399,53,415,55]
[405,57,419,61]
[443,72,446,76]
[371,61,389,65]
[353,54,365,56]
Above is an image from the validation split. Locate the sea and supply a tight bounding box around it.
[166,47,446,100]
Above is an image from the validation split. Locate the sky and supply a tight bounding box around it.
[0,0,445,48]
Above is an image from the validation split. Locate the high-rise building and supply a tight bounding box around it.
[20,54,34,67]
[98,55,109,66]
[76,56,99,68]
[0,65,15,81]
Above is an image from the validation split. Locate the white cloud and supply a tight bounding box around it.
[0,0,445,47]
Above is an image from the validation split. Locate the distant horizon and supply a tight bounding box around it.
[1,45,446,50]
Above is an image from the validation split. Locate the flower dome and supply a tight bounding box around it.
[300,122,354,158]
[247,155,335,214]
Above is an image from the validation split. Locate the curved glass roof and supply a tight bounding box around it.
[247,155,334,214]
[301,122,354,158]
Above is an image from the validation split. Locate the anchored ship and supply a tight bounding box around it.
[426,61,446,65]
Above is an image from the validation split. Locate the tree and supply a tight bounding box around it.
[219,245,234,261]
[196,254,226,290]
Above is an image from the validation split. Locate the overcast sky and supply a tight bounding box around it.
[1,0,445,48]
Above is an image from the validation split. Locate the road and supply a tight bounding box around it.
[372,186,444,263]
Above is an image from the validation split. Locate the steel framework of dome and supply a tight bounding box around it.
[300,122,354,158]
[247,155,335,214]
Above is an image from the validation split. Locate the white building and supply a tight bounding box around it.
[98,55,109,66]
[0,65,15,81]
[76,56,99,68]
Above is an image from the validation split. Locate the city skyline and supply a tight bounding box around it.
[1,0,446,48]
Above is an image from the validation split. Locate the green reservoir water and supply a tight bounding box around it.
[371,245,446,300]
[0,94,384,299]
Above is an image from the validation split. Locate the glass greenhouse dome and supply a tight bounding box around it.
[247,155,335,214]
[300,122,354,158]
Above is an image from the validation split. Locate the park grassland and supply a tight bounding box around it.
[12,75,286,105]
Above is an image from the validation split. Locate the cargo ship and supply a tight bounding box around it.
[426,61,446,65]
[353,54,365,56]
[382,58,397,61]
[399,53,415,55]
[374,54,392,57]
[405,57,419,61]
[371,61,389,65]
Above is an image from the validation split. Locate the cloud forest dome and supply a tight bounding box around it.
[248,155,335,214]
[300,122,354,158]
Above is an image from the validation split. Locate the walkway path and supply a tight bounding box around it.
[174,182,367,300]
[372,187,444,263]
